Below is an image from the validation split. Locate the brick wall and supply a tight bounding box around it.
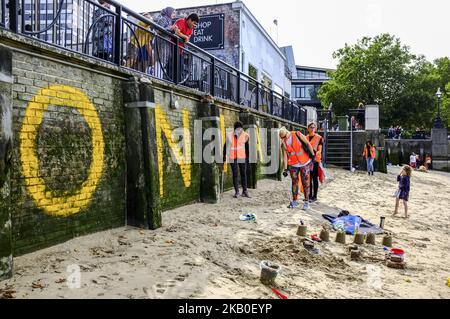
[10,52,126,255]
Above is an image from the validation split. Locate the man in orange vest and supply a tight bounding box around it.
[363,140,376,176]
[279,127,315,210]
[224,121,251,198]
[306,122,323,202]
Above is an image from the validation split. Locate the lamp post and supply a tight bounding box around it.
[434,88,444,128]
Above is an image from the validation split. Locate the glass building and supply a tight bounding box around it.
[291,66,331,108]
[22,0,94,51]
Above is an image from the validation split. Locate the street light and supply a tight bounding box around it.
[434,87,444,128]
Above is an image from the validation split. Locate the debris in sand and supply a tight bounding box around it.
[31,280,45,289]
[0,286,16,299]
[240,213,257,221]
[271,288,288,299]
[55,278,66,284]
[387,260,406,269]
[302,239,321,255]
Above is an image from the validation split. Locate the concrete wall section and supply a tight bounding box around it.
[385,139,432,165]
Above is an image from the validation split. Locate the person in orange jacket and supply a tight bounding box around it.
[279,127,315,210]
[363,140,376,176]
[223,121,251,198]
[306,122,323,202]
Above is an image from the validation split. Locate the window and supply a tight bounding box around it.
[248,64,258,81]
[262,74,272,89]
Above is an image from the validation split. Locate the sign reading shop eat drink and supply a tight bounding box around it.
[191,14,225,50]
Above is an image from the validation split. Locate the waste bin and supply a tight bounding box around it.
[337,115,349,131]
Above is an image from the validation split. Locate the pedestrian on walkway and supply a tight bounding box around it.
[279,127,315,210]
[363,140,376,175]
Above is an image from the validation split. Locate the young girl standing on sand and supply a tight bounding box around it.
[393,165,412,218]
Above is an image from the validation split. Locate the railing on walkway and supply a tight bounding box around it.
[348,108,365,131]
[1,0,307,126]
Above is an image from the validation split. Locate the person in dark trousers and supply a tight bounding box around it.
[306,122,323,202]
[223,121,250,198]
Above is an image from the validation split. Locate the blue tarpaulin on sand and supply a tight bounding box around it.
[322,212,385,235]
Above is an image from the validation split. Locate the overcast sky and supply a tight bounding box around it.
[122,0,449,69]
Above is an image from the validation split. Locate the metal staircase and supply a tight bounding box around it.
[325,131,352,170]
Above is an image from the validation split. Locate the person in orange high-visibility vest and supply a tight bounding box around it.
[224,121,251,198]
[363,140,376,176]
[279,127,315,210]
[306,122,323,202]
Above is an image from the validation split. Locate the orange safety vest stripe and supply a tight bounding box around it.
[363,146,376,159]
[228,132,249,160]
[285,132,310,166]
[309,134,322,162]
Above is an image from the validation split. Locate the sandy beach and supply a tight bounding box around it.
[1,167,449,299]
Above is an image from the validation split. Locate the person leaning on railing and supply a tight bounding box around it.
[125,12,155,74]
[93,0,114,61]
[172,13,199,80]
[154,7,177,80]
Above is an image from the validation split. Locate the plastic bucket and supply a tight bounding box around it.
[390,248,405,256]
[260,261,281,286]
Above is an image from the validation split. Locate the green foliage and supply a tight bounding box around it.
[318,34,450,129]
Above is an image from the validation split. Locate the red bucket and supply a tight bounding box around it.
[390,248,405,256]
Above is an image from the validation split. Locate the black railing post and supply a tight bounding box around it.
[255,82,259,110]
[281,96,285,119]
[236,72,241,104]
[113,4,122,65]
[173,41,179,84]
[270,91,274,115]
[210,57,215,96]
[9,0,19,32]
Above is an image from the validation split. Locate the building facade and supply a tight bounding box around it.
[148,1,292,97]
[22,0,93,51]
[291,65,331,108]
[281,46,332,108]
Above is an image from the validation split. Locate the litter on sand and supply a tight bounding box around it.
[240,213,257,221]
[322,210,384,235]
[271,287,288,299]
[302,239,321,255]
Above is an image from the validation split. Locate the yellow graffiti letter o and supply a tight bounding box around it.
[19,85,105,217]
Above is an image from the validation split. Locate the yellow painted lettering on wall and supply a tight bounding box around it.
[19,85,105,217]
[220,115,228,173]
[256,126,264,163]
[155,105,192,197]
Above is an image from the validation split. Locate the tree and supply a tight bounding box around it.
[318,34,449,129]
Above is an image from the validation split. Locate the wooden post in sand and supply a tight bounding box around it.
[0,45,13,280]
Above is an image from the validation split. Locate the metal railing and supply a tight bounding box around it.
[349,108,365,131]
[1,0,307,125]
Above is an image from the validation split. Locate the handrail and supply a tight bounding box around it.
[1,0,307,126]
